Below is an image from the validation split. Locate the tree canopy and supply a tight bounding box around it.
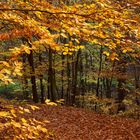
[0,0,139,83]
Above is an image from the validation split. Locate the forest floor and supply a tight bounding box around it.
[0,99,140,140]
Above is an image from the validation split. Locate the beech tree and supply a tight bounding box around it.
[0,0,139,104]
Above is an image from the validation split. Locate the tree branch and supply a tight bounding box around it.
[0,8,90,17]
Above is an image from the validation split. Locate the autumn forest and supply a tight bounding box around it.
[0,0,140,139]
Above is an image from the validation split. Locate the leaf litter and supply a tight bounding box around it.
[0,100,140,140]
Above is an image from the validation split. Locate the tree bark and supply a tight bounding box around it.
[39,53,45,103]
[71,50,80,105]
[66,55,71,104]
[22,54,29,99]
[61,54,65,98]
[26,39,38,103]
[96,46,103,97]
[48,47,56,102]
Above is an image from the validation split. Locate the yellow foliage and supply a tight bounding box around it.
[45,99,57,106]
[10,109,17,117]
[2,61,10,67]
[103,51,110,56]
[11,121,21,128]
[29,105,40,110]
[24,48,30,54]
[32,118,44,124]
[21,118,27,123]
[37,125,48,133]
[19,110,24,114]
[79,45,85,49]
[63,52,68,55]
[35,11,42,19]
[110,52,119,61]
[60,33,68,38]
[0,0,139,86]
[0,111,10,117]
[56,99,65,104]
[24,108,31,113]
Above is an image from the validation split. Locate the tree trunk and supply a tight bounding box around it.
[22,54,29,99]
[26,39,38,103]
[61,54,65,98]
[66,55,71,104]
[96,46,103,97]
[39,53,45,103]
[48,47,56,102]
[105,78,111,98]
[117,60,127,112]
[71,50,80,105]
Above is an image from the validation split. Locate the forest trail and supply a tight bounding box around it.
[0,101,140,140]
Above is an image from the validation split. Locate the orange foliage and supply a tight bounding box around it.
[0,0,139,83]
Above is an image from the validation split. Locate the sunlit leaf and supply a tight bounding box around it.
[60,33,67,38]
[29,105,40,110]
[21,118,27,123]
[103,51,110,56]
[11,121,21,128]
[24,108,31,113]
[0,111,10,117]
[63,52,68,55]
[10,109,17,117]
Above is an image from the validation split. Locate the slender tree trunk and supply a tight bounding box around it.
[79,51,85,107]
[40,78,45,103]
[26,39,38,103]
[47,73,50,99]
[105,78,111,98]
[134,65,140,89]
[53,54,59,98]
[79,52,85,95]
[96,46,103,97]
[117,60,127,112]
[66,55,71,104]
[48,47,56,102]
[84,53,88,93]
[71,50,81,105]
[22,54,29,99]
[61,54,65,98]
[39,53,45,103]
